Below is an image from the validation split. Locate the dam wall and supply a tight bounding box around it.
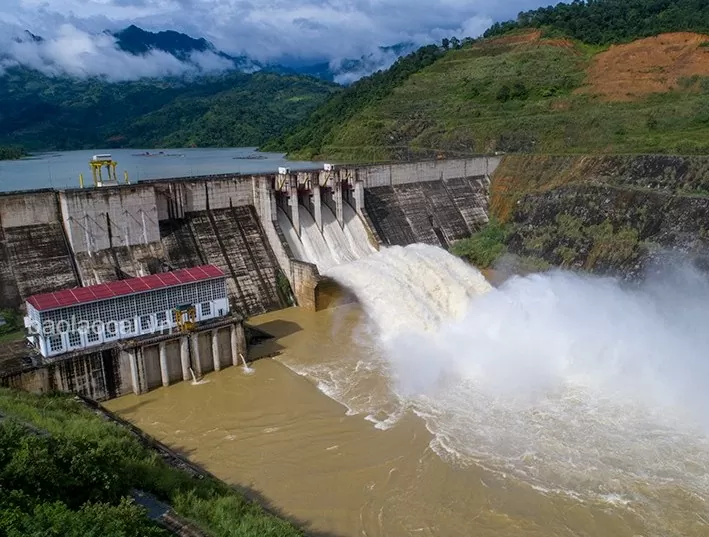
[0,157,496,313]
[159,206,285,316]
[364,176,490,247]
[0,191,79,308]
[353,157,501,188]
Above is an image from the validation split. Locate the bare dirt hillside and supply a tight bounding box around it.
[581,32,709,101]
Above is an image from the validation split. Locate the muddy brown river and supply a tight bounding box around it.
[106,299,708,537]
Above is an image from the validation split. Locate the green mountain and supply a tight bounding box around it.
[484,0,709,44]
[268,0,709,162]
[0,68,338,151]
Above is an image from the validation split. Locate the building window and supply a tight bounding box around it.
[122,318,136,335]
[86,330,100,344]
[68,331,82,348]
[105,323,117,340]
[156,311,167,326]
[201,302,211,317]
[48,335,63,353]
[140,315,153,332]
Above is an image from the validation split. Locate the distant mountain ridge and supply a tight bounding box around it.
[9,24,415,84]
[110,24,415,83]
[112,24,258,73]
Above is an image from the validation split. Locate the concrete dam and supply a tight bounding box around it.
[0,156,499,400]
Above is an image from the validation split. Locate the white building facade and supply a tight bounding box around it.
[25,265,229,358]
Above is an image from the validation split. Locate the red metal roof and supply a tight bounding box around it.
[27,265,225,312]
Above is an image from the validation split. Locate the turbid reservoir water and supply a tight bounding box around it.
[106,247,709,537]
[0,147,320,192]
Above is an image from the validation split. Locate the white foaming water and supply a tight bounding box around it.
[321,203,357,265]
[322,245,709,518]
[298,205,338,270]
[278,201,375,271]
[343,203,377,259]
[325,243,492,337]
[277,208,308,262]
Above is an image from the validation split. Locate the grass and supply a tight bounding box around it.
[0,389,305,537]
[299,36,709,162]
[0,330,24,343]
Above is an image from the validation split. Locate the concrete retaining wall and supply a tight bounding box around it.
[0,191,79,307]
[1,349,131,401]
[364,175,490,247]
[290,260,319,311]
[352,157,501,188]
[60,186,160,254]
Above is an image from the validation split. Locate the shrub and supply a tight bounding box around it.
[450,219,510,268]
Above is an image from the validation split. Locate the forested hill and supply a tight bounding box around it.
[0,146,26,161]
[261,44,451,159]
[485,0,709,44]
[267,0,709,162]
[0,68,337,151]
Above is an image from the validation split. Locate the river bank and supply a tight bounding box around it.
[0,388,305,536]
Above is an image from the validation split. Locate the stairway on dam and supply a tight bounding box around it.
[159,208,283,316]
[364,176,489,248]
[3,223,78,301]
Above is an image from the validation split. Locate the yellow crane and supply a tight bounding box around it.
[79,154,130,188]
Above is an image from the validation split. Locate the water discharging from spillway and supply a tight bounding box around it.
[109,206,709,536]
[277,202,375,271]
[320,246,709,534]
[107,245,709,536]
[276,201,709,535]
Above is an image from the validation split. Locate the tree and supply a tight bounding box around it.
[496,85,511,102]
[511,81,529,100]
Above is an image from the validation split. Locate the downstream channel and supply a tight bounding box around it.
[106,248,709,537]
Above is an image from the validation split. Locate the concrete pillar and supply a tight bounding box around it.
[180,336,190,381]
[191,334,202,377]
[312,185,323,231]
[128,350,141,395]
[354,180,365,217]
[268,182,278,222]
[231,323,246,366]
[290,180,300,235]
[211,329,221,372]
[84,214,92,256]
[159,342,169,387]
[334,181,344,227]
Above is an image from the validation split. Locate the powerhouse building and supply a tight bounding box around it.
[25,265,229,358]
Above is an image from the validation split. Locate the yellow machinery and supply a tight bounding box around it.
[173,304,197,332]
[79,154,130,188]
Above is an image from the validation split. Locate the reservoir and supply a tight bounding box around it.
[0,147,320,192]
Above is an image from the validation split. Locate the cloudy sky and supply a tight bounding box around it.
[0,0,558,80]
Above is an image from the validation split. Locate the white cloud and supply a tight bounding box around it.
[0,0,557,80]
[0,22,232,80]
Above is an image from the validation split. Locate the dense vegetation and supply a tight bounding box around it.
[262,43,454,159]
[0,67,337,151]
[485,0,709,44]
[450,219,510,268]
[0,389,304,536]
[0,309,23,343]
[0,146,26,160]
[269,31,709,162]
